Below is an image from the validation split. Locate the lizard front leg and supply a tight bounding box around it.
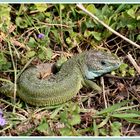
[83,79,102,92]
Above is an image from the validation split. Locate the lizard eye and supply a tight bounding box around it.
[101,60,106,66]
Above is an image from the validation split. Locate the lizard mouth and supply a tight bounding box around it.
[95,61,122,75]
[85,61,122,79]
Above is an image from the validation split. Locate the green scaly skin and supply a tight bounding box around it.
[0,50,121,106]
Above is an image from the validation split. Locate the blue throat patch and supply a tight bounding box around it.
[85,70,102,79]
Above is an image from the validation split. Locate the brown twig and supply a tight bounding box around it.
[101,77,108,108]
[104,74,136,80]
[127,53,140,75]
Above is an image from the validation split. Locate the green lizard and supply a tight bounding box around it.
[0,50,121,106]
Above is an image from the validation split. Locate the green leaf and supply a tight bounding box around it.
[16,17,28,28]
[50,106,64,119]
[66,37,72,44]
[26,51,36,58]
[93,120,99,136]
[84,18,94,28]
[127,8,135,18]
[110,122,122,136]
[137,35,140,40]
[37,118,49,132]
[46,48,53,60]
[92,31,102,41]
[86,4,96,14]
[38,52,45,60]
[119,63,128,71]
[126,110,140,115]
[97,100,130,115]
[111,113,140,119]
[137,15,140,20]
[35,4,48,12]
[102,5,109,15]
[128,68,135,77]
[60,111,68,124]
[60,127,73,136]
[69,103,81,114]
[119,63,128,77]
[0,62,11,71]
[125,118,140,124]
[0,52,7,64]
[56,56,67,69]
[69,114,81,126]
[99,128,108,136]
[16,4,27,16]
[115,4,127,13]
[97,116,110,128]
[28,37,37,48]
[0,52,11,71]
[84,30,92,38]
[60,4,65,10]
[0,4,11,27]
[84,31,102,41]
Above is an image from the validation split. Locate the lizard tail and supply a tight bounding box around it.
[0,83,15,98]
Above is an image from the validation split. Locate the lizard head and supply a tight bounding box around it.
[84,50,122,79]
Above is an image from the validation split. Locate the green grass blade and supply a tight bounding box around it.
[97,100,130,115]
[124,118,140,124]
[97,116,110,128]
[126,109,140,115]
[111,113,140,119]
[93,120,99,136]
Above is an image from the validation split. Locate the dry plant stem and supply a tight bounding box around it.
[0,99,28,114]
[101,77,108,108]
[21,23,69,38]
[127,53,140,75]
[40,22,70,28]
[0,124,12,133]
[130,124,136,133]
[8,42,17,103]
[76,4,140,49]
[127,124,136,136]
[0,78,13,84]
